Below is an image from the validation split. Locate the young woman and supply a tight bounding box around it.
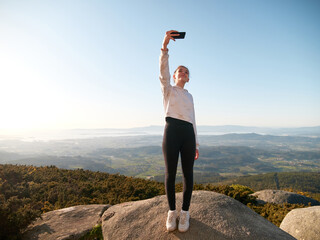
[159,30,199,232]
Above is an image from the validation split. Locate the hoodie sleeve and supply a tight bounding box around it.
[159,49,172,98]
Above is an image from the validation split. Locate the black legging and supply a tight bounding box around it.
[162,117,196,211]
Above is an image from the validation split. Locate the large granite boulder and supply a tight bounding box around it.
[251,189,320,205]
[23,204,110,240]
[102,190,295,240]
[280,206,320,240]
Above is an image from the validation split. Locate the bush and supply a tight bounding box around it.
[79,224,103,240]
[193,183,257,205]
[247,202,305,226]
[0,196,41,240]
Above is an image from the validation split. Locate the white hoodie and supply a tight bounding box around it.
[159,49,199,149]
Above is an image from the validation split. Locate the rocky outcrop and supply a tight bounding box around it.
[23,204,110,240]
[280,206,320,240]
[251,189,320,205]
[102,190,295,240]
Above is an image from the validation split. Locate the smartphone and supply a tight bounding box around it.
[172,32,186,39]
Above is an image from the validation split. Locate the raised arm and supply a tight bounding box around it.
[159,30,179,96]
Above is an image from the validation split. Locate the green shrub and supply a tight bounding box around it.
[194,183,257,205]
[79,224,103,240]
[247,202,305,226]
[0,195,41,240]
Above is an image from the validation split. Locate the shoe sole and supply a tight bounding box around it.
[178,227,189,232]
[167,227,177,232]
[166,222,177,232]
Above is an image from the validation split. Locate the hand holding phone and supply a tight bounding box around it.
[162,30,186,50]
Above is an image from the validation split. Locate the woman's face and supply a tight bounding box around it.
[174,67,189,83]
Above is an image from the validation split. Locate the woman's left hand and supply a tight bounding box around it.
[195,149,199,160]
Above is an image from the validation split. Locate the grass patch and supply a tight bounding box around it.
[79,224,103,240]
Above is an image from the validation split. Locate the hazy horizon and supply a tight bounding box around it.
[1,124,319,142]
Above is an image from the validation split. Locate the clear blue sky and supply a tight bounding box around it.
[1,0,319,132]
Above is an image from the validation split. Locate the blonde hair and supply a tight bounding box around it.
[174,65,189,76]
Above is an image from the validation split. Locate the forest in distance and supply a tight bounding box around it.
[0,132,319,182]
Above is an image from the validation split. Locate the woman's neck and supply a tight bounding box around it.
[175,81,185,89]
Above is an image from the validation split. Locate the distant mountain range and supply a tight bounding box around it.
[62,125,320,137]
[198,125,320,136]
[91,125,320,136]
[2,125,318,141]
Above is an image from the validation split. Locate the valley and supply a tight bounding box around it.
[0,133,319,183]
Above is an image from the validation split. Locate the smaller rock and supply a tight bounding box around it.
[251,189,320,205]
[280,206,320,240]
[23,204,110,240]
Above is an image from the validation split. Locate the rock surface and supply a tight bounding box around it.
[251,189,320,205]
[23,204,110,240]
[102,190,295,240]
[280,206,320,240]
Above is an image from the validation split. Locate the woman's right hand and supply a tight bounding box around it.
[162,30,179,51]
[195,149,199,160]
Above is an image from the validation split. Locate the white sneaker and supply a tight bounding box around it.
[178,210,190,232]
[166,210,177,231]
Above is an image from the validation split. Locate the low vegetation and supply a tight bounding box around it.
[224,172,320,197]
